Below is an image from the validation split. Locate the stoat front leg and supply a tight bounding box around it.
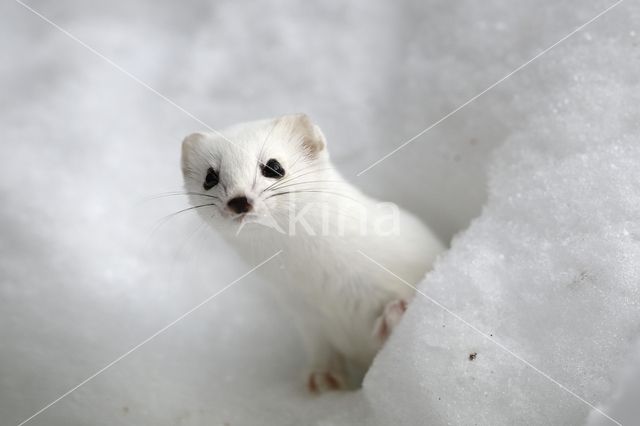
[303,334,348,393]
[372,299,409,344]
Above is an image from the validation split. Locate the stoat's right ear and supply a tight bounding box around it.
[181,132,206,176]
[278,114,326,158]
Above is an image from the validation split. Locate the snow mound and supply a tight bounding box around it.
[364,103,640,426]
[360,7,640,424]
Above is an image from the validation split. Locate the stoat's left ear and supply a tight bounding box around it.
[181,132,206,176]
[281,113,326,157]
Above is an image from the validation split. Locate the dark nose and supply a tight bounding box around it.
[227,196,252,214]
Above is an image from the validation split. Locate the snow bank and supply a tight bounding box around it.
[358,4,640,425]
[363,90,640,426]
[1,0,639,425]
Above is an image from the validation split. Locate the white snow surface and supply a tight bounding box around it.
[1,0,639,425]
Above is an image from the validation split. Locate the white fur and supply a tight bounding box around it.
[181,114,444,389]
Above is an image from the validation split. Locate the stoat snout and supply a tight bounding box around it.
[227,195,253,214]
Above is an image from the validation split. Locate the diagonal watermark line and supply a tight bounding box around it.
[13,0,234,145]
[357,0,624,176]
[357,250,621,426]
[13,0,283,177]
[16,250,282,426]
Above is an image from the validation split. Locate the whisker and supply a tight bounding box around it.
[145,202,218,241]
[146,191,221,201]
[262,166,336,194]
[155,203,218,227]
[265,189,360,203]
[269,163,332,186]
[267,179,344,192]
[287,164,336,180]
[254,122,278,189]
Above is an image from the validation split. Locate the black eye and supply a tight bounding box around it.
[262,159,285,179]
[203,167,219,190]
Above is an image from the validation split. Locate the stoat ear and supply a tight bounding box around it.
[281,113,326,157]
[181,132,206,176]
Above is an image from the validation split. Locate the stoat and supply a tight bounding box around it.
[180,114,444,392]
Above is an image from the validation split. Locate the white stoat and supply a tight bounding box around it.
[180,114,444,392]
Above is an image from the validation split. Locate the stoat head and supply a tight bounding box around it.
[180,114,328,232]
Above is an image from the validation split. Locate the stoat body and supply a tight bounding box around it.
[181,114,444,391]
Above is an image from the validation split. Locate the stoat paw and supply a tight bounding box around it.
[373,299,408,343]
[307,371,346,393]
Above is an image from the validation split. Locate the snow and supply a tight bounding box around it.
[1,0,639,425]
